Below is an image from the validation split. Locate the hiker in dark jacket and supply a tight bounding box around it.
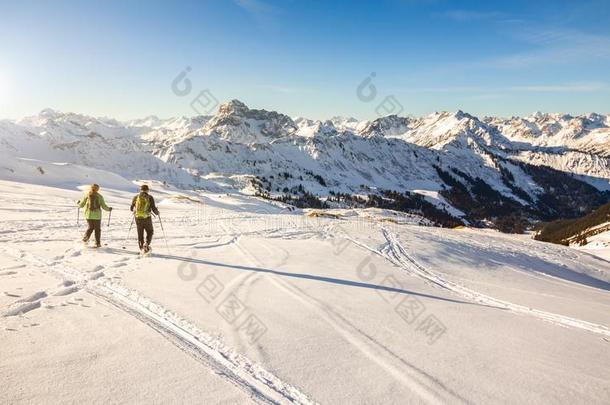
[78,183,113,248]
[130,184,160,253]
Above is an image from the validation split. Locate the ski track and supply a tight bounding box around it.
[231,233,470,405]
[219,224,278,358]
[417,226,609,290]
[0,245,317,405]
[345,227,610,338]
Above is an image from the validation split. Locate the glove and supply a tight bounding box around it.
[77,200,80,205]
[109,207,113,211]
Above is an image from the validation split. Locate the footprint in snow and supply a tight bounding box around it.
[3,301,42,317]
[53,286,79,296]
[0,264,26,271]
[87,265,104,273]
[89,272,105,280]
[17,291,47,303]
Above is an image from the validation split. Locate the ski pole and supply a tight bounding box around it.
[77,206,80,228]
[107,209,112,228]
[157,215,171,255]
[122,215,135,250]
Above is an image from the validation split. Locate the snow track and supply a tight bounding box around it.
[231,236,471,405]
[348,228,610,338]
[0,245,317,405]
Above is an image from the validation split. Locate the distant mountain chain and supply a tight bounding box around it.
[1,100,609,231]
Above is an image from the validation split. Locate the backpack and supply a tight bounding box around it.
[135,192,150,218]
[87,192,100,210]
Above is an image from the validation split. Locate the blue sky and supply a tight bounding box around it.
[0,0,609,120]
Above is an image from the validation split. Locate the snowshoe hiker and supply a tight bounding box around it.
[130,184,160,254]
[78,184,113,248]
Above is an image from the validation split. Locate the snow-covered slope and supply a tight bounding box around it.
[361,111,610,187]
[578,228,610,260]
[1,179,610,404]
[484,113,610,184]
[486,112,610,152]
[1,111,206,189]
[155,102,526,197]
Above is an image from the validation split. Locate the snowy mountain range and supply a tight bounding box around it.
[1,100,609,230]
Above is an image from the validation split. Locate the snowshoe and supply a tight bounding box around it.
[139,245,152,258]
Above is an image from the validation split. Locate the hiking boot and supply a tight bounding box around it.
[93,243,101,248]
[143,244,151,253]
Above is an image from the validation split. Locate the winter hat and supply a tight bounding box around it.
[91,184,100,192]
[140,184,149,192]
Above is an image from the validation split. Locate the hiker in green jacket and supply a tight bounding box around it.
[130,184,160,254]
[78,183,113,248]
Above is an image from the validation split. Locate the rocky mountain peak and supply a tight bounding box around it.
[218,99,249,116]
[203,100,297,143]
